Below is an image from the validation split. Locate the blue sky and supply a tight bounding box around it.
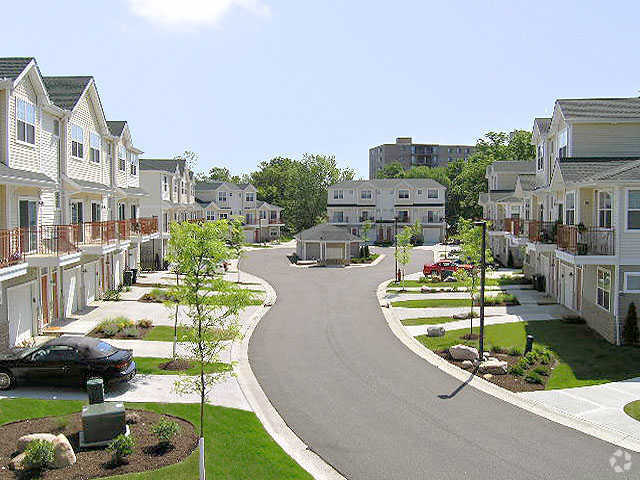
[4,1,639,178]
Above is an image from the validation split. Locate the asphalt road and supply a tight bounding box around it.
[244,247,635,480]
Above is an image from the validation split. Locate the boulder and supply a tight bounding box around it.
[52,434,76,469]
[426,326,445,337]
[449,344,479,361]
[420,286,431,293]
[461,360,474,369]
[479,359,508,375]
[483,373,494,380]
[452,313,468,320]
[16,433,57,452]
[9,452,26,471]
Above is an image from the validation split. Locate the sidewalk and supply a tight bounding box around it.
[405,313,560,336]
[520,380,640,443]
[391,303,569,320]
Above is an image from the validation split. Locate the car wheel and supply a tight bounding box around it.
[0,370,15,390]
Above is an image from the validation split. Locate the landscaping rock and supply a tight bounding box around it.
[483,374,494,380]
[449,344,479,361]
[17,433,57,452]
[9,452,26,471]
[126,411,141,425]
[426,326,445,337]
[479,359,508,375]
[420,286,431,293]
[461,360,474,369]
[52,434,76,469]
[452,313,468,320]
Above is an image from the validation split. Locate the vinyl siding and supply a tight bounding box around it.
[571,123,640,157]
[9,75,40,172]
[0,89,6,165]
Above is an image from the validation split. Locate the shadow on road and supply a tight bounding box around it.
[437,368,477,399]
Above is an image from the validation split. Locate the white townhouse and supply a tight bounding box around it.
[0,57,158,350]
[194,181,283,243]
[481,97,640,345]
[138,158,198,269]
[327,179,446,244]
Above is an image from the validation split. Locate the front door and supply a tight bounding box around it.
[19,199,38,252]
[52,272,59,320]
[254,230,259,242]
[41,275,49,325]
[91,202,101,222]
[71,201,84,242]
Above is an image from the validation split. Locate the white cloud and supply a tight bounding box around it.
[126,0,271,29]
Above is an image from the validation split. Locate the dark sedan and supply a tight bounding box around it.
[0,336,136,390]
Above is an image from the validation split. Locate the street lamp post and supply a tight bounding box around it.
[474,220,487,360]
[394,216,398,282]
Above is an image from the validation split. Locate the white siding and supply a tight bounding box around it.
[572,123,640,157]
[9,75,40,172]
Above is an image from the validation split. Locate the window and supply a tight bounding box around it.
[52,119,60,136]
[333,190,344,199]
[398,190,409,199]
[163,176,168,192]
[427,211,434,223]
[417,189,423,195]
[597,191,612,228]
[91,202,101,222]
[246,193,255,202]
[118,145,126,170]
[218,191,227,203]
[130,153,138,175]
[427,189,438,199]
[219,213,228,219]
[627,190,640,229]
[71,124,84,158]
[558,129,568,158]
[260,210,266,219]
[16,98,36,144]
[332,211,344,222]
[89,132,101,163]
[206,210,215,221]
[181,181,185,194]
[537,144,544,170]
[565,192,575,225]
[361,190,372,199]
[597,268,611,311]
[625,272,640,293]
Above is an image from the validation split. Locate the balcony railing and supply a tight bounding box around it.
[76,221,117,245]
[488,219,505,231]
[527,220,558,244]
[117,220,131,240]
[269,217,281,224]
[0,228,25,268]
[504,218,524,236]
[557,225,615,255]
[421,216,443,224]
[139,217,159,235]
[32,225,80,256]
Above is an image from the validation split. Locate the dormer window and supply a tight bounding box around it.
[90,132,101,163]
[71,124,84,158]
[16,98,36,144]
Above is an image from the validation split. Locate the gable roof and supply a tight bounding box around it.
[489,161,536,174]
[553,157,640,184]
[0,57,34,81]
[556,98,640,122]
[330,178,445,189]
[139,158,186,174]
[107,120,127,137]
[516,174,536,191]
[195,181,253,191]
[533,117,551,136]
[296,223,361,242]
[595,163,640,182]
[42,76,93,110]
[256,200,281,210]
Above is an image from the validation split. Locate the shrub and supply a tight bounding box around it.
[114,316,134,330]
[22,439,54,471]
[491,345,508,354]
[524,351,539,366]
[623,302,639,345]
[103,288,121,301]
[533,366,549,376]
[107,434,135,465]
[152,419,181,445]
[508,346,522,357]
[121,326,139,338]
[525,372,543,384]
[137,319,153,329]
[98,320,120,337]
[509,364,525,376]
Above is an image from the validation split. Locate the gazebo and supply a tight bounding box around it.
[295,223,362,266]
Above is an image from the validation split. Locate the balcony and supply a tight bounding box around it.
[557,225,615,256]
[77,221,117,246]
[527,221,558,244]
[269,217,282,224]
[0,228,25,269]
[117,220,131,241]
[138,217,159,235]
[504,218,524,236]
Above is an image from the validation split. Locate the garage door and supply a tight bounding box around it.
[7,282,34,347]
[63,266,80,317]
[423,228,440,245]
[84,262,97,304]
[305,242,320,260]
[326,244,344,260]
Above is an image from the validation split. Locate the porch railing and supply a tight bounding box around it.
[527,220,558,244]
[32,225,80,256]
[0,228,25,268]
[557,225,615,255]
[504,218,524,236]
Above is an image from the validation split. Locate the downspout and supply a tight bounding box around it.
[614,186,623,345]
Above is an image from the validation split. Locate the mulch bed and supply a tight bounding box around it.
[159,359,192,371]
[0,409,196,479]
[437,350,548,393]
[87,325,152,340]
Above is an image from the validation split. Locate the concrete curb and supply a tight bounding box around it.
[230,271,346,480]
[376,278,640,453]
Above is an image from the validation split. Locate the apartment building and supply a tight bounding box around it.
[327,179,446,244]
[194,181,283,243]
[480,97,640,345]
[369,137,474,179]
[0,57,158,350]
[138,158,197,269]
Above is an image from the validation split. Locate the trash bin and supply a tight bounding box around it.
[123,270,133,286]
[131,268,138,284]
[86,377,105,405]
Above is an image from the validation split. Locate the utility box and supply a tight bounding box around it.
[80,402,127,447]
[86,377,105,405]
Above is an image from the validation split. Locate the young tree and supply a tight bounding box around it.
[361,219,373,257]
[454,218,494,328]
[395,223,422,290]
[166,220,254,479]
[228,216,245,283]
[624,302,639,345]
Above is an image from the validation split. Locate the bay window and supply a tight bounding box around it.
[333,190,343,199]
[361,190,372,200]
[71,124,84,158]
[398,190,409,199]
[16,98,36,144]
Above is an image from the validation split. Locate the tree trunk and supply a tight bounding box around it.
[173,271,180,360]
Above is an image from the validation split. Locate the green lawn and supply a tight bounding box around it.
[144,326,237,342]
[0,399,312,480]
[417,321,640,389]
[134,357,231,376]
[624,400,640,422]
[391,294,517,308]
[388,277,529,289]
[400,316,462,326]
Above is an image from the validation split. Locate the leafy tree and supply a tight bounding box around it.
[454,218,494,325]
[624,302,639,345]
[376,161,405,178]
[395,222,422,289]
[228,216,245,282]
[196,166,248,184]
[167,220,254,475]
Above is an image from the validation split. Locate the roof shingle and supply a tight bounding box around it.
[42,76,92,110]
[107,121,127,137]
[0,57,34,80]
[557,98,640,121]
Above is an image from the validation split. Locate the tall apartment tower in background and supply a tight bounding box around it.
[369,137,475,179]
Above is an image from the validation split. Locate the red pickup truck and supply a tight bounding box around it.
[423,260,473,276]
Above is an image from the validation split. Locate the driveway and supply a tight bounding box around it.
[244,246,636,480]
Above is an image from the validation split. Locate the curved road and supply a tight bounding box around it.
[245,247,633,480]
